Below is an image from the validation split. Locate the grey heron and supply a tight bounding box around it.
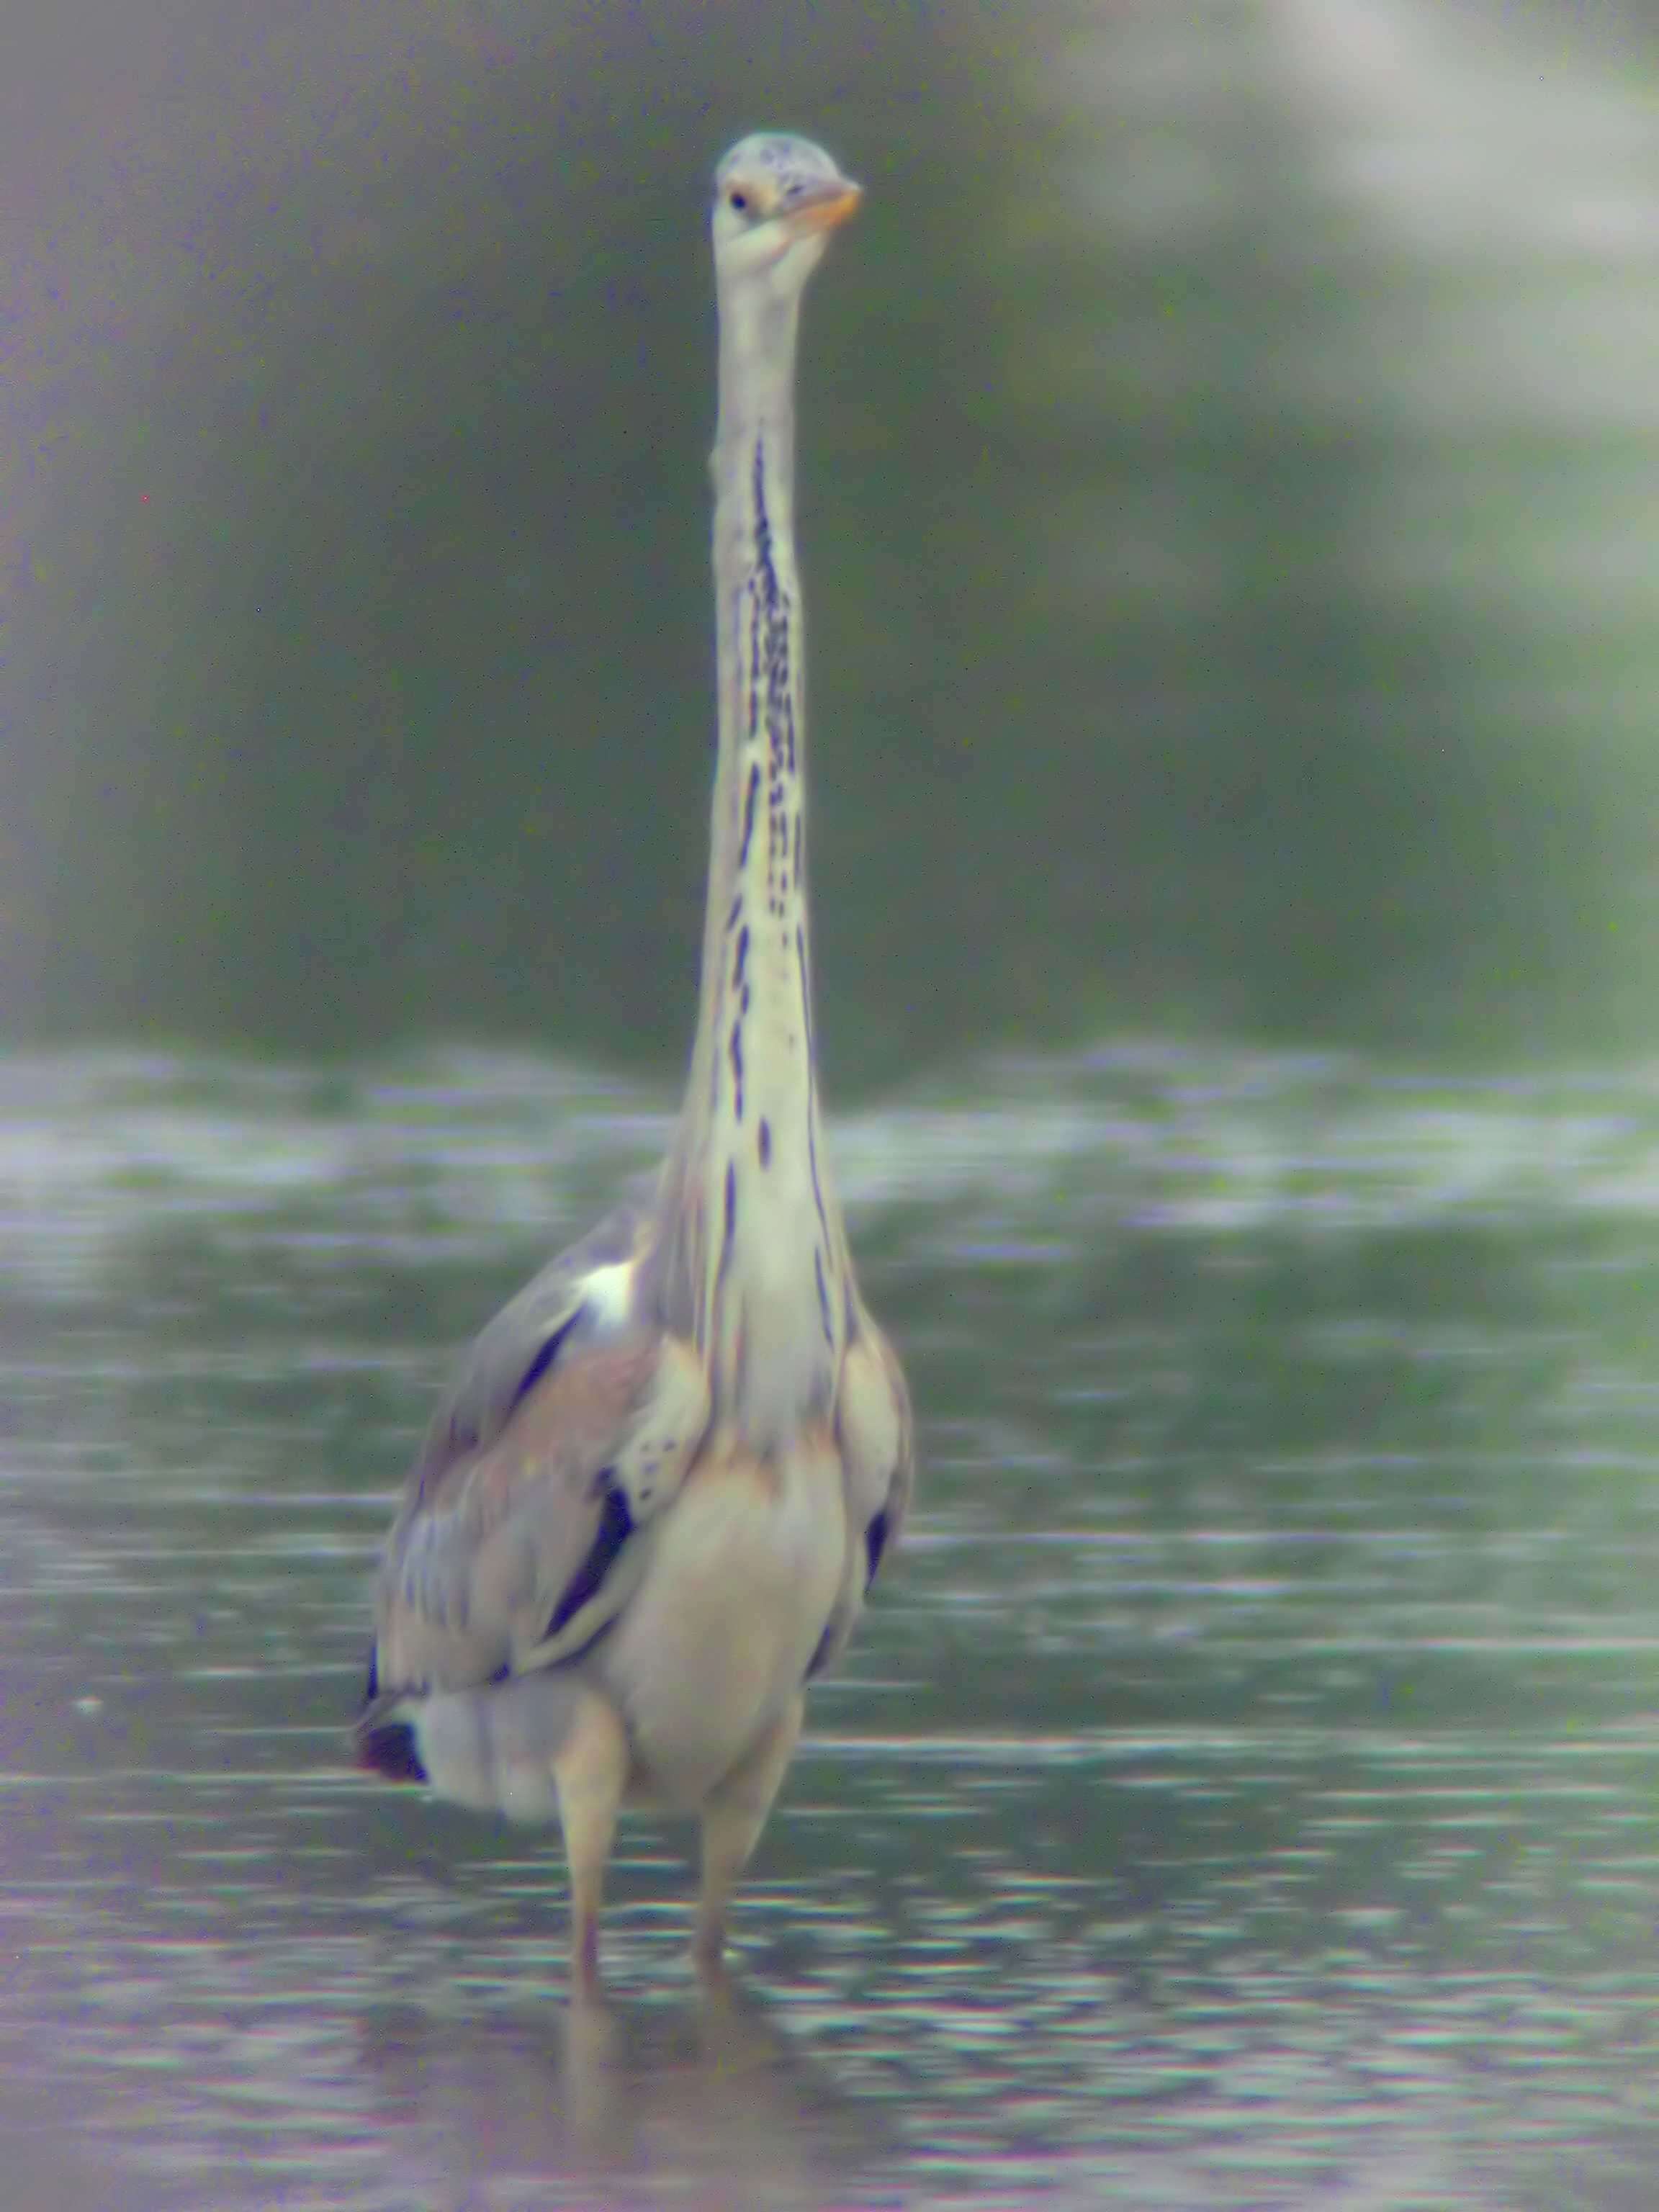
[354,132,914,1991]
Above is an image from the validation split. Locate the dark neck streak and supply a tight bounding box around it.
[660,307,848,1447]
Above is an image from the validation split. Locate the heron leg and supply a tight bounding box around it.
[552,1689,631,1997]
[693,1693,804,1970]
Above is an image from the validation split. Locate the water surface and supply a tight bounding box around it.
[4,1045,1658,2208]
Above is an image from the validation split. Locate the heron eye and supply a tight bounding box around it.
[727,189,750,214]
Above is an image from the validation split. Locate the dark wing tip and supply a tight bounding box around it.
[354,1652,427,1783]
[353,1714,428,1784]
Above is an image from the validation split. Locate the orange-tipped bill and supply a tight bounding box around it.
[786,183,863,238]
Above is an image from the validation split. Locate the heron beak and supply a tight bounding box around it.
[784,182,863,238]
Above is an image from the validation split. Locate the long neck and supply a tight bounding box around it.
[657,275,849,1447]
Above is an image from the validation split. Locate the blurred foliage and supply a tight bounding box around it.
[6,0,1658,1080]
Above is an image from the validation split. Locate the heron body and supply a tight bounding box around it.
[354,133,913,1987]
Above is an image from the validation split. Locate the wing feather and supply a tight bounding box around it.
[362,1200,709,1719]
[837,1318,914,1585]
[802,1313,914,1682]
[410,1200,646,1500]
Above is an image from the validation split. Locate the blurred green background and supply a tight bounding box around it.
[6,0,1659,1082]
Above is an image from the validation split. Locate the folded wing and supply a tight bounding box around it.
[358,1205,710,1740]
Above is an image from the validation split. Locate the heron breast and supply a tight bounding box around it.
[600,1424,847,1808]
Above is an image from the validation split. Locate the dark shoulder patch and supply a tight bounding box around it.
[547,1481,634,1638]
[864,1509,890,1589]
[510,1310,583,1415]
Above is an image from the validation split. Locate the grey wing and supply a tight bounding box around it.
[808,1311,914,1681]
[839,1316,914,1587]
[409,1197,647,1501]
[359,1194,709,1724]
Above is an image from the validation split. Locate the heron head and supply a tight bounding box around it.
[711,133,861,292]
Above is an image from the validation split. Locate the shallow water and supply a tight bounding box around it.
[4,1044,1659,2209]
